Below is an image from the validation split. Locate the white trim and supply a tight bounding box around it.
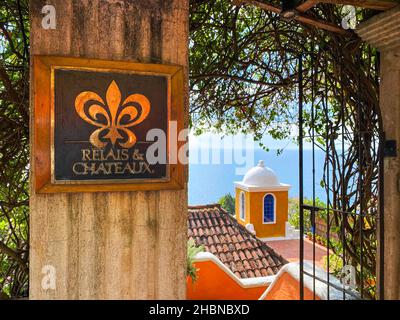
[239,191,245,221]
[262,193,276,224]
[235,181,291,192]
[258,261,359,300]
[258,236,290,241]
[194,252,275,288]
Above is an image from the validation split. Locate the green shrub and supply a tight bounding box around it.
[288,197,327,232]
[218,193,235,216]
[187,239,204,283]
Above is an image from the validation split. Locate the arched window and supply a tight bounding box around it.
[263,194,275,223]
[239,191,245,220]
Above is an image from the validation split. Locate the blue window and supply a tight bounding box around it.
[263,194,275,223]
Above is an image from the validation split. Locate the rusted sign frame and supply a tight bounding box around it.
[33,55,185,193]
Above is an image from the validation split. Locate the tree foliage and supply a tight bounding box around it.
[190,0,378,139]
[218,193,235,215]
[0,0,29,298]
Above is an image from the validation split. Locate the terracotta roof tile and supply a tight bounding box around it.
[247,270,255,278]
[256,248,263,257]
[219,253,227,263]
[188,204,287,279]
[260,268,268,276]
[232,251,240,261]
[236,261,244,272]
[246,240,255,249]
[239,251,246,260]
[244,249,253,260]
[267,267,275,276]
[209,245,217,254]
[213,235,220,244]
[266,255,277,268]
[243,260,251,270]
[249,260,257,269]
[261,257,269,267]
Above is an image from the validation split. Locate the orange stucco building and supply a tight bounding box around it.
[234,160,291,239]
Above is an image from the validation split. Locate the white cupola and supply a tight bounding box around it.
[235,160,290,192]
[234,160,292,240]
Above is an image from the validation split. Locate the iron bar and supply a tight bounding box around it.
[324,57,331,300]
[376,51,385,300]
[357,62,364,299]
[302,271,360,300]
[302,131,376,139]
[301,205,364,217]
[298,54,304,301]
[311,53,316,300]
[378,131,385,300]
[340,63,347,301]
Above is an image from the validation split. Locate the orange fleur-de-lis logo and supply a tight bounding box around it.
[75,80,150,149]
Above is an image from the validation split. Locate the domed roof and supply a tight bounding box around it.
[242,160,279,187]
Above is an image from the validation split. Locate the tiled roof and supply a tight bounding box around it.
[188,204,288,279]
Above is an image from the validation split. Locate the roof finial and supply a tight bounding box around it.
[258,160,265,167]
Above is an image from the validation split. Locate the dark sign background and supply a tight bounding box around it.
[54,68,168,181]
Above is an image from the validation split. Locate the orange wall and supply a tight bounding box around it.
[235,189,288,238]
[262,272,320,300]
[187,260,268,300]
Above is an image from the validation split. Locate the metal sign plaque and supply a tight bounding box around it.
[53,69,168,183]
[33,56,184,193]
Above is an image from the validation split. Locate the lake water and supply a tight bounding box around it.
[188,148,326,205]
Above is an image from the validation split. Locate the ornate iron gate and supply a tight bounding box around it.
[297,53,384,300]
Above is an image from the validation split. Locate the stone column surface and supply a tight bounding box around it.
[357,5,400,300]
[29,0,189,299]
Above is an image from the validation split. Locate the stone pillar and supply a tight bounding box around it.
[357,5,400,300]
[29,0,188,299]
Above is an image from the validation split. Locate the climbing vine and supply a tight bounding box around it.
[190,0,381,299]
